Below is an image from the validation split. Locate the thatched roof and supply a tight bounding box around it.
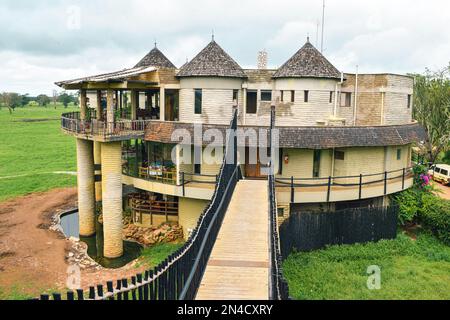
[177,40,246,78]
[134,46,176,69]
[273,40,341,79]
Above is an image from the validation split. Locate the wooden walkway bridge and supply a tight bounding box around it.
[196,180,270,300]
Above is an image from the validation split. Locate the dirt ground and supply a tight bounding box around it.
[433,181,450,200]
[0,188,147,299]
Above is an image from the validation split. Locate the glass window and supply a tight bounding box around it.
[194,89,202,114]
[341,92,352,107]
[194,164,201,175]
[441,169,449,176]
[261,90,272,102]
[233,90,239,104]
[407,94,412,109]
[397,149,402,160]
[313,150,321,178]
[280,90,284,102]
[277,208,284,218]
[329,91,333,104]
[335,150,345,160]
[291,90,295,103]
[246,90,257,114]
[434,167,441,174]
[304,90,309,103]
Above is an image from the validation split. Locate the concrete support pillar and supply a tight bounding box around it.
[160,86,165,121]
[96,90,102,120]
[101,142,123,258]
[76,138,95,236]
[106,89,114,134]
[80,89,87,120]
[130,90,137,120]
[94,142,102,202]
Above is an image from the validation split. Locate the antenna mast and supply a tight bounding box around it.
[321,0,325,53]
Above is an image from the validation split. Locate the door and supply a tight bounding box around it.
[244,147,267,178]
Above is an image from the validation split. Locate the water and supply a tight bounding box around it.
[60,210,143,269]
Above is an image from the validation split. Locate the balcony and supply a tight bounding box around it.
[275,167,414,204]
[61,111,150,142]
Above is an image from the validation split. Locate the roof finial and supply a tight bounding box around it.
[154,39,157,48]
[307,34,310,43]
[212,29,215,41]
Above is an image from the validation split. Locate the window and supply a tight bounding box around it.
[280,90,284,102]
[441,169,449,176]
[434,167,441,174]
[407,94,412,109]
[261,90,272,102]
[341,92,352,107]
[291,90,295,103]
[194,89,202,114]
[397,149,402,160]
[329,91,334,104]
[304,90,309,103]
[277,208,285,218]
[233,90,239,104]
[313,150,321,178]
[246,90,257,114]
[194,164,201,175]
[335,150,345,160]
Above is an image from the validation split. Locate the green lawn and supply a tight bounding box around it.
[135,242,184,269]
[0,105,78,202]
[283,231,450,300]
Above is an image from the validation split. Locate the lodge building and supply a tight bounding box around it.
[56,38,425,258]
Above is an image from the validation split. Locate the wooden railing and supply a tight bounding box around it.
[138,167,177,185]
[130,194,178,225]
[276,167,414,203]
[61,112,149,138]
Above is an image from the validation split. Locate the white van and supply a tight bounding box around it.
[428,164,450,185]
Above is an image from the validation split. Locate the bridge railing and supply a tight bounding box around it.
[38,108,240,301]
[268,105,290,300]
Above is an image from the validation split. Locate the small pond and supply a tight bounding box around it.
[60,210,143,269]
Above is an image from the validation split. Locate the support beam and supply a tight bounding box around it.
[76,138,95,236]
[106,89,114,134]
[96,90,102,120]
[160,86,165,121]
[130,90,137,120]
[101,142,123,258]
[94,142,102,202]
[80,89,87,120]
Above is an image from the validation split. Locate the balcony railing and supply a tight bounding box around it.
[129,193,178,226]
[61,112,149,138]
[276,167,414,203]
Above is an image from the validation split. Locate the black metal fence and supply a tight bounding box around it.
[39,108,240,300]
[279,206,398,258]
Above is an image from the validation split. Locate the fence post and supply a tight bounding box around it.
[182,172,185,197]
[359,174,363,200]
[402,168,405,190]
[327,176,332,202]
[290,176,294,203]
[384,171,388,195]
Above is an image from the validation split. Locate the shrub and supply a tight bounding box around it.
[393,188,422,225]
[420,193,450,245]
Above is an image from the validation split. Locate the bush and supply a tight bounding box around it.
[420,193,450,245]
[393,188,422,225]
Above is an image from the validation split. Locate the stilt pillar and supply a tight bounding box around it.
[76,138,95,237]
[101,142,123,258]
[94,142,102,203]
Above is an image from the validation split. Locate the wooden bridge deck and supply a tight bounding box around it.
[196,180,270,300]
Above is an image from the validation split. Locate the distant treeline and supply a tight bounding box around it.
[0,91,79,112]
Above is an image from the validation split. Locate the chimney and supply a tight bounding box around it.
[257,50,268,69]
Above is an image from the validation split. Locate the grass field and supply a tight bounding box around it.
[135,242,185,269]
[283,231,450,300]
[0,105,78,202]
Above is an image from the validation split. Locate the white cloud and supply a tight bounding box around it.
[0,0,449,94]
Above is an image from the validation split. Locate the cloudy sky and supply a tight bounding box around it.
[1,0,449,95]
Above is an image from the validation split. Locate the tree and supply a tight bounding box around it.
[58,92,73,108]
[36,94,51,107]
[412,64,450,164]
[0,92,22,113]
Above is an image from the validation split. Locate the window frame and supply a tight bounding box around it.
[304,90,309,103]
[194,89,202,114]
[335,150,345,161]
[233,89,239,105]
[329,91,334,104]
[313,150,321,178]
[396,149,402,160]
[291,90,295,103]
[261,90,272,102]
[407,94,412,109]
[246,90,258,114]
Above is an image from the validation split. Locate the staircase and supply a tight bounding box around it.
[196,180,270,300]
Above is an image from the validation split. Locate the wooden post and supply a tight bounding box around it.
[327,176,332,202]
[106,89,114,135]
[80,89,87,120]
[384,171,388,195]
[402,168,405,190]
[160,86,165,121]
[130,90,137,121]
[182,172,185,196]
[96,90,102,120]
[290,176,294,203]
[359,174,363,199]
